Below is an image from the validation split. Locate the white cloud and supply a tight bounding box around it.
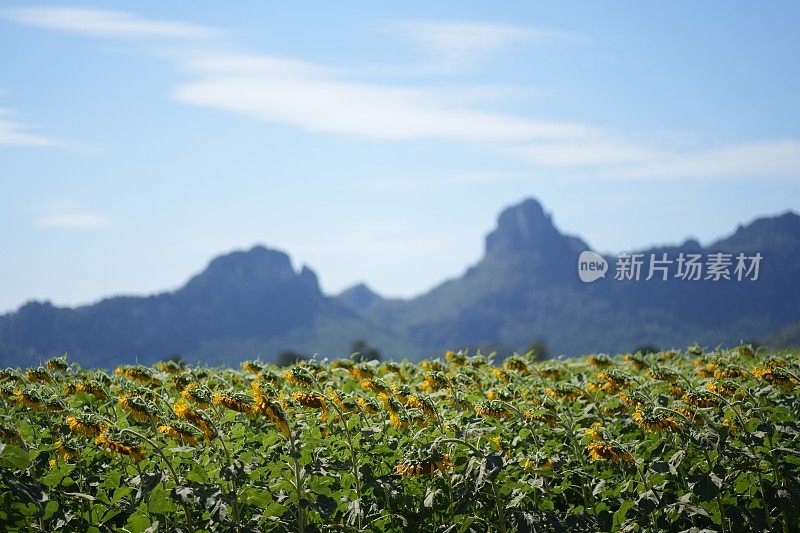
[3,7,216,39]
[174,53,594,141]
[37,212,112,230]
[391,21,559,72]
[0,108,61,147]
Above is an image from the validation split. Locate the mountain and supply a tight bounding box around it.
[0,246,413,367]
[346,199,800,355]
[1,199,799,367]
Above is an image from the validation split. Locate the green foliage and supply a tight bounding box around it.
[0,345,799,531]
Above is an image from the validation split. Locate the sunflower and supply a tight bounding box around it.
[158,421,200,446]
[291,391,326,410]
[682,390,720,408]
[420,371,449,392]
[180,383,211,408]
[14,389,45,411]
[156,361,184,374]
[544,384,581,401]
[752,367,797,390]
[0,423,22,444]
[503,356,529,374]
[623,353,648,371]
[468,355,489,367]
[252,394,290,437]
[490,368,510,383]
[114,365,162,387]
[648,366,679,383]
[241,360,264,375]
[283,366,315,388]
[421,360,445,372]
[173,401,216,440]
[705,381,736,397]
[584,422,603,441]
[118,394,158,422]
[714,366,747,380]
[356,395,381,415]
[526,410,558,427]
[76,381,108,399]
[536,365,562,379]
[475,400,512,419]
[25,367,52,383]
[212,391,253,414]
[524,453,553,470]
[632,406,680,432]
[348,363,376,380]
[597,369,631,392]
[54,440,80,461]
[395,449,450,476]
[392,384,412,402]
[362,378,392,395]
[379,361,403,375]
[486,388,514,401]
[331,359,356,370]
[406,394,437,419]
[46,358,69,373]
[588,354,613,368]
[444,350,466,367]
[66,414,108,437]
[95,430,145,462]
[587,442,633,462]
[619,390,647,409]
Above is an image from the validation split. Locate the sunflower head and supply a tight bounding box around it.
[632,405,680,432]
[475,400,512,419]
[588,354,613,368]
[395,446,450,476]
[587,441,633,462]
[46,357,69,373]
[25,367,52,383]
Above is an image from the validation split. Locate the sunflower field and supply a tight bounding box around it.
[1,345,799,532]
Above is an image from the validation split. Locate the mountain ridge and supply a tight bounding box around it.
[1,199,798,366]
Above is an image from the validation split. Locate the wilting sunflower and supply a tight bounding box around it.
[379,361,403,376]
[421,360,445,372]
[0,423,22,444]
[362,378,392,395]
[25,367,52,383]
[588,354,613,368]
[544,384,581,401]
[114,365,162,387]
[331,359,356,370]
[356,395,381,415]
[632,406,680,432]
[490,368,510,383]
[158,421,200,446]
[241,360,264,375]
[503,356,529,374]
[584,422,604,441]
[587,442,633,462]
[486,388,514,401]
[752,366,797,390]
[173,401,216,440]
[180,383,211,408]
[714,366,747,380]
[623,353,648,371]
[14,389,45,411]
[536,365,562,380]
[648,366,679,383]
[475,400,512,419]
[291,391,326,410]
[118,394,158,422]
[524,453,553,471]
[156,361,184,374]
[66,414,108,437]
[619,390,647,409]
[283,366,316,388]
[444,350,466,367]
[95,429,145,462]
[212,391,253,414]
[46,358,69,373]
[54,440,80,461]
[406,394,437,419]
[525,409,558,427]
[420,371,449,392]
[705,380,736,397]
[76,380,107,399]
[682,389,720,408]
[252,393,290,437]
[349,363,376,380]
[468,354,489,367]
[395,448,450,476]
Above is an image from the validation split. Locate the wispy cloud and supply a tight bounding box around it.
[0,107,62,147]
[390,21,569,72]
[174,53,594,141]
[3,7,217,39]
[37,202,112,230]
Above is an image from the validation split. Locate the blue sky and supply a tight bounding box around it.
[1,1,799,312]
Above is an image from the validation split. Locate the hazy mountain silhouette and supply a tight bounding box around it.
[1,199,798,367]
